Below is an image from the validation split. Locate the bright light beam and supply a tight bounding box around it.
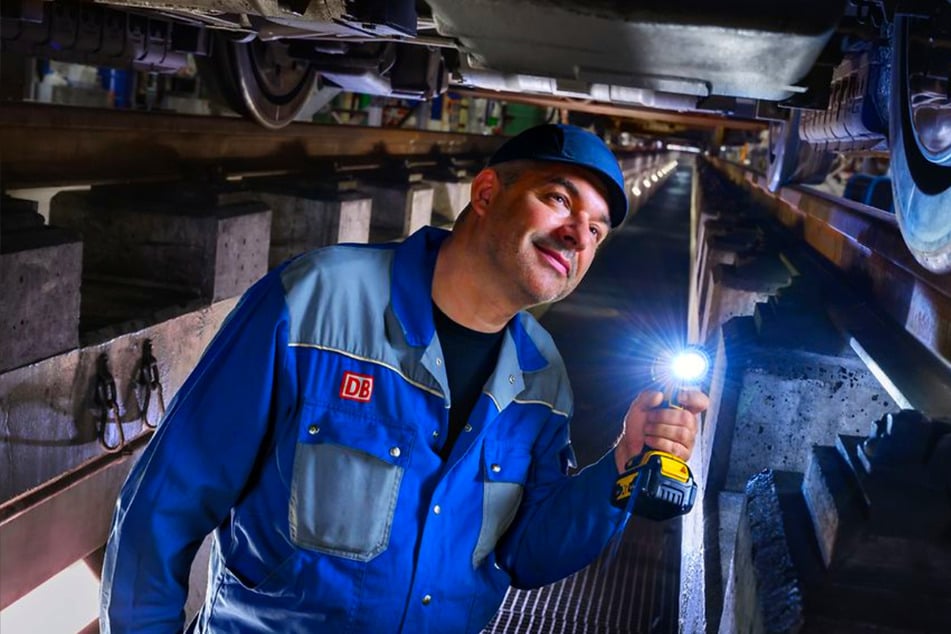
[669,348,709,383]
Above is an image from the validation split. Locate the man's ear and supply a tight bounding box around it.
[469,168,501,217]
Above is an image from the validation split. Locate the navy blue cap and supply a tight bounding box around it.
[487,124,628,227]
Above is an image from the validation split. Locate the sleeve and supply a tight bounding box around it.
[496,414,630,589]
[99,268,297,633]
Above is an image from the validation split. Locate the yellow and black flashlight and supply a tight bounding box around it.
[613,346,708,520]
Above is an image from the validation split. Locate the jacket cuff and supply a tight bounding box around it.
[588,451,633,521]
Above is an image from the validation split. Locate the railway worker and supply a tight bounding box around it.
[100,123,709,633]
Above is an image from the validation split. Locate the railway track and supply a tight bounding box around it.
[705,158,951,417]
[688,160,951,633]
[2,105,950,631]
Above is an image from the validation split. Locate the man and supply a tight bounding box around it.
[100,124,708,633]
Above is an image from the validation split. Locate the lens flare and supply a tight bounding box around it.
[670,348,709,382]
[650,345,710,397]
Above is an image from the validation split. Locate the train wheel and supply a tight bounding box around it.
[202,34,318,129]
[766,113,801,192]
[890,14,951,273]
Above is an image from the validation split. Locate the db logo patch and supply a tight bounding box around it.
[340,371,374,402]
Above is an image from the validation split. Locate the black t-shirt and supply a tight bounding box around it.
[432,302,505,460]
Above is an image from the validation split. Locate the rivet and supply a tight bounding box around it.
[433,504,441,515]
[491,464,501,473]
[421,594,432,605]
[389,447,401,458]
[508,375,515,384]
[435,358,442,366]
[307,425,319,435]
[463,424,472,432]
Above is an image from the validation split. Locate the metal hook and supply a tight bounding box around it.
[95,354,126,452]
[138,339,166,429]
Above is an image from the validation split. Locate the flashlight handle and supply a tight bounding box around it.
[614,447,697,517]
[656,380,701,409]
[658,396,685,410]
[622,443,662,471]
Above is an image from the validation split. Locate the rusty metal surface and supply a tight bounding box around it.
[709,158,951,368]
[0,103,506,188]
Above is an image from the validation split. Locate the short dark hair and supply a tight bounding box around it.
[453,161,530,227]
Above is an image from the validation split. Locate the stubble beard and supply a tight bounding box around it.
[490,233,577,308]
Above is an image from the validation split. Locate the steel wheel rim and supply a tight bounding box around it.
[233,39,318,129]
[891,15,951,273]
[906,17,951,166]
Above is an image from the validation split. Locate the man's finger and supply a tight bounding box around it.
[642,435,692,461]
[677,389,710,414]
[632,389,664,412]
[644,421,696,448]
[645,405,696,428]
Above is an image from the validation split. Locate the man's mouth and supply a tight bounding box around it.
[535,244,571,277]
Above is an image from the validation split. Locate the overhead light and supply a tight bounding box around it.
[666,144,700,154]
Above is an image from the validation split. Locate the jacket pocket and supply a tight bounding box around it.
[472,442,533,569]
[288,407,410,562]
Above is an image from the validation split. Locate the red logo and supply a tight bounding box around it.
[340,371,373,402]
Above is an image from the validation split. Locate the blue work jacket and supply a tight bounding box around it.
[101,227,630,633]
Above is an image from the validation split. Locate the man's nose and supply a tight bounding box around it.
[558,214,593,250]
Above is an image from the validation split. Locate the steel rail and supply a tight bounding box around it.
[708,157,951,418]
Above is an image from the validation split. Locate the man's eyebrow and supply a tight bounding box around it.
[547,176,611,228]
[548,176,580,198]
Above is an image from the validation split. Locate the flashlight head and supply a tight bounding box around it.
[670,348,709,383]
[651,345,709,393]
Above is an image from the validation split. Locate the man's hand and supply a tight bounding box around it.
[613,389,709,474]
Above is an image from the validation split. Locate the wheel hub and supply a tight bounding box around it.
[906,21,951,165]
[911,92,951,161]
[248,40,313,104]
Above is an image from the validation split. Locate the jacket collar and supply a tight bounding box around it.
[390,227,548,373]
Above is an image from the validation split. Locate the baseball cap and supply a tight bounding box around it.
[487,124,628,227]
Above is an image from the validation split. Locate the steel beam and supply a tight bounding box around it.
[454,88,768,132]
[0,103,506,189]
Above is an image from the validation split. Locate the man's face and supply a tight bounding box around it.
[477,162,612,307]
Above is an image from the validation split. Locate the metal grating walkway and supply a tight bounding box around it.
[484,518,681,634]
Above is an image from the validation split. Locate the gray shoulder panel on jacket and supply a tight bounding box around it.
[279,245,394,358]
[515,312,573,417]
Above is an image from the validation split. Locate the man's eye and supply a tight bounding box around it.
[589,226,602,240]
[548,193,569,206]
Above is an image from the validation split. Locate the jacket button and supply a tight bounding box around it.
[389,447,401,458]
[433,504,441,515]
[463,424,472,432]
[508,375,515,384]
[422,594,432,605]
[491,464,501,473]
[435,357,442,366]
[307,425,319,435]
